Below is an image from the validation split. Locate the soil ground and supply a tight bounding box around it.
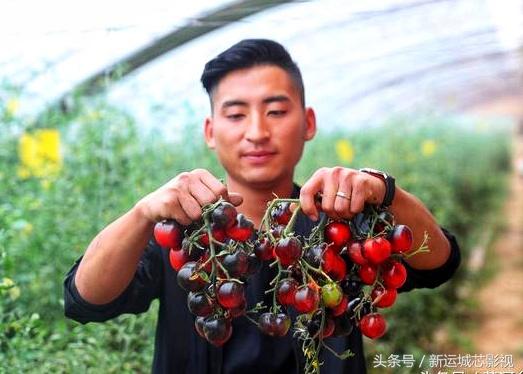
[460,97,523,372]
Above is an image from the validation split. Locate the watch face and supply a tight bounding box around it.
[361,168,386,178]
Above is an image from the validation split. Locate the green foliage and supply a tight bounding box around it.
[0,90,510,372]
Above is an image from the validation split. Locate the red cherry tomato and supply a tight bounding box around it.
[321,317,335,339]
[275,237,303,267]
[322,246,346,281]
[258,312,291,337]
[371,286,397,308]
[216,281,245,309]
[254,237,275,261]
[347,241,368,266]
[381,260,407,289]
[359,313,387,339]
[199,226,227,246]
[389,224,413,253]
[276,278,299,306]
[330,294,349,317]
[294,285,320,313]
[362,237,391,265]
[324,222,352,248]
[169,248,190,271]
[358,264,377,285]
[154,220,183,250]
[226,214,254,242]
[271,202,293,225]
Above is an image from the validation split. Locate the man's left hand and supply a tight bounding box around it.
[299,167,386,221]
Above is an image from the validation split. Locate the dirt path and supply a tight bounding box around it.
[467,128,523,370]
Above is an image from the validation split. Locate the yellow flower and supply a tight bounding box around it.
[335,139,354,164]
[21,222,34,236]
[1,277,20,300]
[1,277,15,288]
[5,97,20,116]
[18,129,62,179]
[9,286,21,300]
[421,139,437,157]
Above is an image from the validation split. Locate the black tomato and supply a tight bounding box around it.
[177,262,207,292]
[212,202,237,230]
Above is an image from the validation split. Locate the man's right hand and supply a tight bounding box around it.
[135,169,243,226]
[74,169,241,305]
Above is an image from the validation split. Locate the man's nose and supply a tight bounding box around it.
[245,113,270,143]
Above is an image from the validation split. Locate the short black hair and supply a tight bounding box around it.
[200,39,305,107]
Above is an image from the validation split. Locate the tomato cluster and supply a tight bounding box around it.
[153,201,258,346]
[153,199,420,372]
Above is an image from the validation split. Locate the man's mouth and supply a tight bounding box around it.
[242,151,277,164]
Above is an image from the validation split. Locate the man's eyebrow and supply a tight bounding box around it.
[220,95,290,109]
[221,100,248,109]
[263,95,290,104]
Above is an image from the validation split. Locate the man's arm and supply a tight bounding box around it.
[74,206,155,305]
[73,169,242,305]
[299,167,451,271]
[389,187,450,270]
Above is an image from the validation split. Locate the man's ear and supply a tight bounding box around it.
[204,117,215,149]
[304,107,317,141]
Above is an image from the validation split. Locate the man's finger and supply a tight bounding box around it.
[300,176,323,220]
[167,198,193,226]
[189,180,218,207]
[350,180,366,215]
[334,177,352,219]
[227,192,243,207]
[321,173,340,219]
[178,193,203,222]
[199,170,229,200]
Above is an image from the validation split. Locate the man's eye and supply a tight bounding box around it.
[268,110,286,117]
[227,114,245,121]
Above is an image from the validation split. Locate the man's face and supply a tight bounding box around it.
[204,65,316,189]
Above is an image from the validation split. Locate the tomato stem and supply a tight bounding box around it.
[283,203,302,236]
[301,259,334,283]
[271,262,283,313]
[243,313,260,327]
[321,342,354,360]
[308,213,328,244]
[259,198,300,235]
[203,214,217,287]
[403,231,431,259]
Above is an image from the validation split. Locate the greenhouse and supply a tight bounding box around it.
[1,0,522,372]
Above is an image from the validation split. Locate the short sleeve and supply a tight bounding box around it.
[63,240,164,324]
[398,227,461,292]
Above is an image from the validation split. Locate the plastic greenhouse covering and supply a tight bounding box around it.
[2,0,522,134]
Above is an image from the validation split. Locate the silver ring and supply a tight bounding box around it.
[336,191,351,200]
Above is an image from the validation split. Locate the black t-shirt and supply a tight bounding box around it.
[64,186,461,374]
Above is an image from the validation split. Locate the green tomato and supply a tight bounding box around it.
[321,283,343,308]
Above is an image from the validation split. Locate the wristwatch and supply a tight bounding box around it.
[359,168,396,208]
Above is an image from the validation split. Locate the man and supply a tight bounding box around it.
[64,39,460,373]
